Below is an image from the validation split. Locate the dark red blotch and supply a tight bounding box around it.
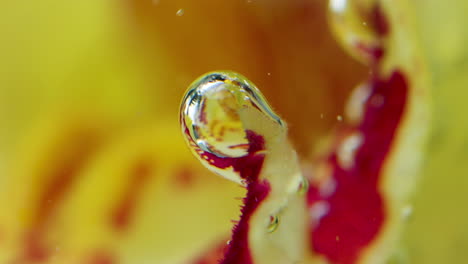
[307,70,408,264]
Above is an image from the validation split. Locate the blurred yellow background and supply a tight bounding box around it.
[0,0,467,263]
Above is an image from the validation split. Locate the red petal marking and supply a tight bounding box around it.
[221,180,270,264]
[308,70,408,264]
[194,131,269,264]
[173,165,196,189]
[111,159,153,231]
[182,127,270,264]
[88,250,116,264]
[372,5,389,36]
[20,131,99,263]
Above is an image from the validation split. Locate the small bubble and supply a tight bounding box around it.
[336,235,340,241]
[226,240,231,245]
[267,72,271,76]
[320,113,324,119]
[176,9,185,16]
[297,177,309,195]
[267,215,279,233]
[337,115,343,121]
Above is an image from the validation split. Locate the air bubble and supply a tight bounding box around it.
[267,215,279,233]
[297,177,309,196]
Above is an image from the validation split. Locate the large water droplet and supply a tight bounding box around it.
[328,0,387,64]
[180,71,283,159]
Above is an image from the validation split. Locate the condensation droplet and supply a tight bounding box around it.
[267,215,279,233]
[176,9,185,16]
[328,0,384,64]
[297,177,309,195]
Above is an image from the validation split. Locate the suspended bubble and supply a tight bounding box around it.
[297,177,310,196]
[176,8,185,16]
[267,214,279,233]
[180,71,283,159]
[328,0,388,64]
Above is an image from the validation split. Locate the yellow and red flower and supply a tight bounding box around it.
[0,0,467,263]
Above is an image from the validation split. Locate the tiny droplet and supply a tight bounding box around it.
[297,177,309,195]
[267,215,279,233]
[176,9,185,16]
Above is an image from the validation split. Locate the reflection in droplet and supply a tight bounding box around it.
[180,71,283,159]
[267,215,279,233]
[328,0,385,64]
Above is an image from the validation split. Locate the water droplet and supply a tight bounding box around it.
[336,115,343,121]
[267,215,279,233]
[328,0,385,64]
[297,177,309,195]
[180,71,283,159]
[176,9,185,16]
